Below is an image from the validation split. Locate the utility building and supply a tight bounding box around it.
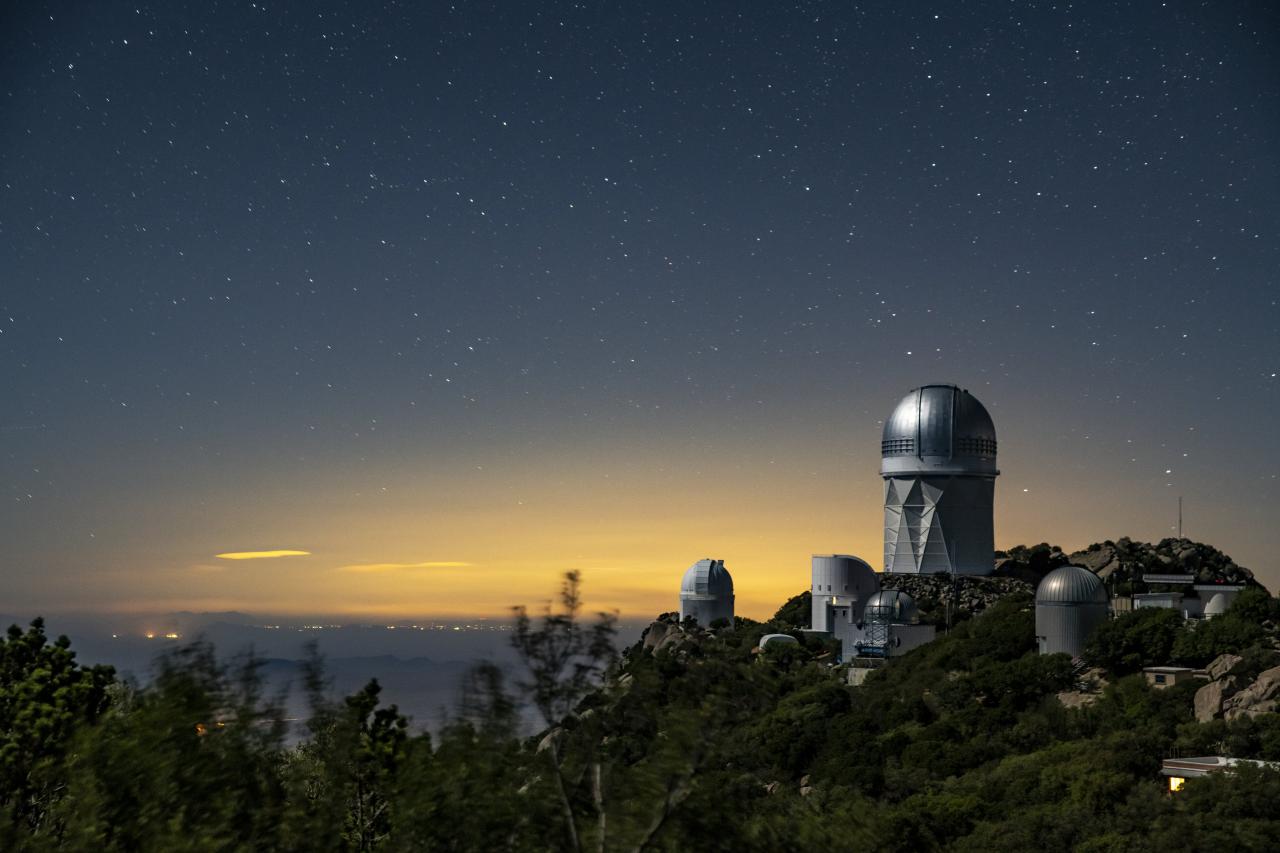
[678,559,735,627]
[881,385,999,575]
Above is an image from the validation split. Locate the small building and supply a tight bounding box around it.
[1143,666,1200,689]
[1161,756,1280,792]
[1134,592,1183,611]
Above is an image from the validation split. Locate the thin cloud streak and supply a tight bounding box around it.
[336,561,472,573]
[216,550,312,560]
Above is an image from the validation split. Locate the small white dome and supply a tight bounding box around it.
[1203,591,1235,617]
[759,633,800,650]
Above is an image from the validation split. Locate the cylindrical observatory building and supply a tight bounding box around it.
[679,558,735,627]
[1035,565,1109,656]
[882,385,999,575]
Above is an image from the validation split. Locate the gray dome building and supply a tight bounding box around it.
[882,385,999,575]
[679,558,734,627]
[863,589,919,624]
[810,554,879,633]
[1035,565,1109,657]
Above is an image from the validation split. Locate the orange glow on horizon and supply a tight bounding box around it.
[19,429,1269,622]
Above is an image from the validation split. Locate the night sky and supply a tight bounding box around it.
[3,2,1278,620]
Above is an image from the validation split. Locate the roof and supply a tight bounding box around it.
[1161,756,1280,778]
[1142,573,1196,584]
[1036,565,1108,606]
[680,558,733,600]
[881,385,998,477]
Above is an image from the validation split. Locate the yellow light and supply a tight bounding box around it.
[145,632,156,639]
[1169,776,1185,792]
[164,632,180,639]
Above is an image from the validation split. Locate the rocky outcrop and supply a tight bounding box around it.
[1194,655,1280,722]
[1071,544,1123,580]
[1070,538,1256,587]
[641,618,690,654]
[1195,677,1238,723]
[1223,666,1280,721]
[880,574,1032,621]
[1206,653,1244,681]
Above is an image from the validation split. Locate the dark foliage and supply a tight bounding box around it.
[2,575,1278,850]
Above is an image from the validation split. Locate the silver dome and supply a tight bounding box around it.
[863,589,918,623]
[881,385,998,477]
[680,559,733,598]
[1035,565,1108,606]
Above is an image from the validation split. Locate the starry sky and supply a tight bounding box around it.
[2,1,1277,621]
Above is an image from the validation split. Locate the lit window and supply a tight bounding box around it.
[1168,776,1185,792]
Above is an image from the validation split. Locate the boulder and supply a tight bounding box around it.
[1206,653,1243,681]
[642,621,672,651]
[1070,544,1121,579]
[1195,677,1237,723]
[1224,666,1280,721]
[642,620,689,653]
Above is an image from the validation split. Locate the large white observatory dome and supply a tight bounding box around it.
[881,384,998,477]
[1035,565,1109,657]
[881,384,1000,575]
[679,558,735,627]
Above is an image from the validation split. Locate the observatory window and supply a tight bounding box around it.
[881,438,915,455]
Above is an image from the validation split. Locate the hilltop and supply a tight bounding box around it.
[996,537,1258,589]
[2,540,1278,851]
[850,538,1261,628]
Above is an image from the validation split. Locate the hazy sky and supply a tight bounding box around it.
[2,2,1277,621]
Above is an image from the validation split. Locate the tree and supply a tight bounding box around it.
[0,618,114,841]
[510,571,617,853]
[281,649,408,852]
[53,642,289,851]
[1084,608,1184,674]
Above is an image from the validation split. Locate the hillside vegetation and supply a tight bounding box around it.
[3,551,1280,851]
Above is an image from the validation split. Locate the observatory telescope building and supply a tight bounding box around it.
[810,554,879,633]
[882,385,999,575]
[679,558,735,627]
[1035,565,1109,657]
